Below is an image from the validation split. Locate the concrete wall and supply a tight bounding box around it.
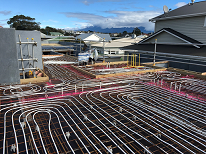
[0,28,20,85]
[15,30,43,74]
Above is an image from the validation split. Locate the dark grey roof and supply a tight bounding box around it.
[139,28,202,47]
[150,1,206,22]
[96,34,111,41]
[76,33,111,41]
[76,33,92,40]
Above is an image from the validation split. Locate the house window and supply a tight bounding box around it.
[111,51,116,54]
[204,16,206,27]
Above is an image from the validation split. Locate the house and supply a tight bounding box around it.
[149,1,206,44]
[76,33,111,43]
[111,33,119,37]
[50,32,64,36]
[91,37,142,55]
[123,1,206,57]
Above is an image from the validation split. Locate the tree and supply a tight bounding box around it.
[40,26,64,35]
[122,31,127,36]
[7,15,40,30]
[132,27,141,36]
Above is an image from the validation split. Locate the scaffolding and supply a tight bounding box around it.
[17,35,38,79]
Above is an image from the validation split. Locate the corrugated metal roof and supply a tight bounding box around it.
[96,34,111,41]
[150,1,206,22]
[91,37,142,48]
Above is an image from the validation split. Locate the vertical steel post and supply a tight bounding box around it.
[32,38,34,67]
[127,54,129,68]
[139,53,140,66]
[170,82,173,91]
[27,38,31,68]
[153,39,157,66]
[135,54,136,67]
[18,35,25,79]
[103,38,105,63]
[61,87,63,96]
[179,84,181,93]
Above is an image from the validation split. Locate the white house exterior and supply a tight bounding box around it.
[76,33,111,43]
[91,37,142,55]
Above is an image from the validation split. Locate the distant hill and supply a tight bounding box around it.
[77,26,153,34]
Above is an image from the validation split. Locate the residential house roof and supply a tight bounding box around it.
[150,1,206,22]
[76,33,111,42]
[91,37,142,48]
[50,32,64,36]
[139,28,202,48]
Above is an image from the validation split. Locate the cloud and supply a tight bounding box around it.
[0,22,7,27]
[0,19,8,22]
[61,10,161,31]
[82,0,90,5]
[80,0,122,5]
[0,11,11,15]
[175,2,187,8]
[65,22,93,30]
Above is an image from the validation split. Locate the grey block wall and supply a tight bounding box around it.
[0,28,20,85]
[15,30,43,74]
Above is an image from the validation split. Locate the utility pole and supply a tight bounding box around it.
[80,37,81,53]
[153,39,157,66]
[103,38,105,63]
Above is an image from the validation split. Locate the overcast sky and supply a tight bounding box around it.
[0,0,201,31]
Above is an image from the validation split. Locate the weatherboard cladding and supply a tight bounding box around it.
[139,28,201,47]
[143,32,186,44]
[150,1,206,21]
[155,16,206,44]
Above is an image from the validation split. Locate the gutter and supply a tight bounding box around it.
[150,12,206,22]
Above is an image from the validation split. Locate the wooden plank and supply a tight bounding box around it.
[167,67,206,80]
[201,72,206,75]
[142,61,169,65]
[20,68,49,84]
[20,76,49,84]
[96,68,167,79]
[87,61,128,67]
